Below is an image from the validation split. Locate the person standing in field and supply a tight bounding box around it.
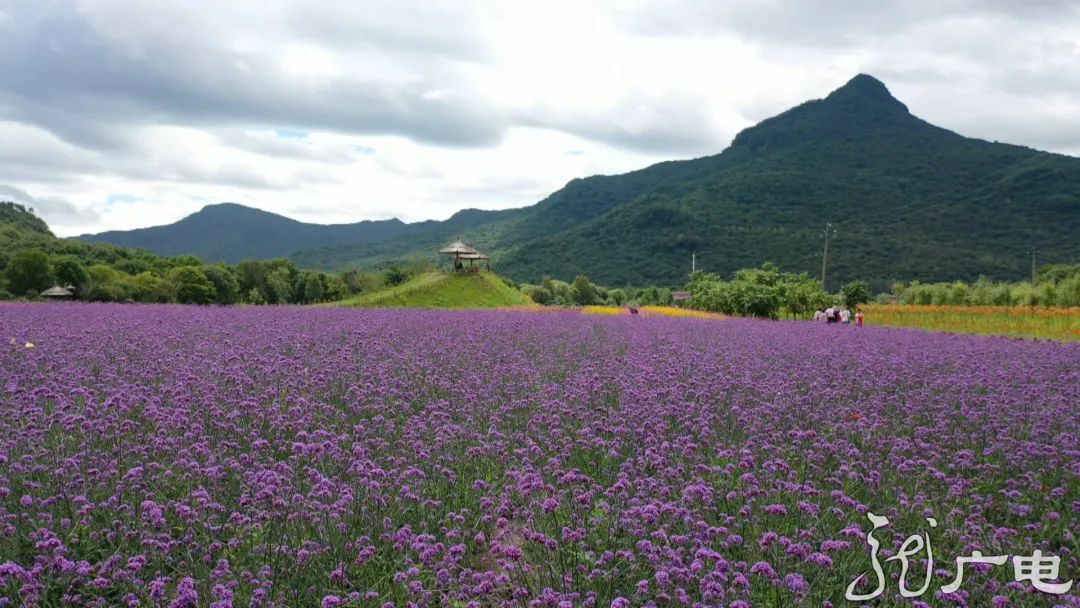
[856,310,865,327]
[840,308,851,324]
[813,309,824,322]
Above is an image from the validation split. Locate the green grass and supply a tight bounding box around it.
[334,272,535,309]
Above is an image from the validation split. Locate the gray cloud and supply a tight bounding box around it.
[518,94,730,155]
[2,0,1080,234]
[286,4,492,62]
[442,176,553,206]
[617,1,1079,46]
[0,0,740,166]
[220,131,362,164]
[0,0,504,152]
[0,184,100,225]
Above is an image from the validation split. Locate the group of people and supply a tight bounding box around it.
[814,306,864,326]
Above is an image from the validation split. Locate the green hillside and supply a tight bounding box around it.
[82,74,1080,289]
[1,202,168,279]
[335,272,535,309]
[295,75,1080,288]
[79,202,414,263]
[0,202,377,305]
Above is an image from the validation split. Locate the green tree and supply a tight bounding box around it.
[236,260,268,301]
[113,258,153,275]
[840,281,871,309]
[607,288,626,306]
[639,286,660,305]
[168,266,215,304]
[544,279,573,304]
[727,280,781,318]
[521,284,552,305]
[52,255,90,295]
[169,255,204,268]
[303,273,325,303]
[130,272,172,303]
[687,267,783,318]
[782,276,831,318]
[383,264,407,287]
[571,275,599,305]
[324,275,350,302]
[201,264,240,304]
[265,259,300,302]
[1057,275,1080,306]
[265,267,293,304]
[5,249,53,296]
[340,269,383,295]
[86,264,132,302]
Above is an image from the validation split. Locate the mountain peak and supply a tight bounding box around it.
[727,73,920,154]
[197,202,271,216]
[824,73,908,112]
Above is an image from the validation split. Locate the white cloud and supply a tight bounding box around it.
[0,0,1078,236]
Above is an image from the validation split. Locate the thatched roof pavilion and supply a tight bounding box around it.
[438,240,477,256]
[439,240,489,272]
[40,285,74,299]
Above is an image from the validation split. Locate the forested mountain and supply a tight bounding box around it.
[82,75,1080,288]
[79,203,413,263]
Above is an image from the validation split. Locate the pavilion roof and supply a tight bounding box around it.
[438,240,478,255]
[40,285,74,297]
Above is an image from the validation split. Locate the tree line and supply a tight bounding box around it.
[520,261,1080,319]
[516,265,871,317]
[686,263,869,319]
[1,247,406,305]
[1,201,455,305]
[518,276,676,307]
[887,264,1080,308]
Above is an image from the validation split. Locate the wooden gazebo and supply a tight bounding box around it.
[457,252,491,272]
[438,240,488,272]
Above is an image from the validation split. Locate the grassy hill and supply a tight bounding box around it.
[82,74,1080,289]
[335,272,535,309]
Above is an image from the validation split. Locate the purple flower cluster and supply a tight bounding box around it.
[0,304,1077,606]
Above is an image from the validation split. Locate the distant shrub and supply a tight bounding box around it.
[840,281,870,309]
[168,266,216,305]
[572,275,599,306]
[522,285,552,305]
[383,265,408,287]
[892,273,1080,308]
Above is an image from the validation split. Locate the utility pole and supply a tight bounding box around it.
[1028,245,1039,284]
[820,223,837,291]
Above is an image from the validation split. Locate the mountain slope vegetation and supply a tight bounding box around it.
[79,202,415,263]
[82,75,1080,288]
[0,202,387,305]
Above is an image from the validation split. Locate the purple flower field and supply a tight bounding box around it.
[1,304,1077,607]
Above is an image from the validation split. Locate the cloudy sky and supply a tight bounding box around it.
[2,0,1079,236]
